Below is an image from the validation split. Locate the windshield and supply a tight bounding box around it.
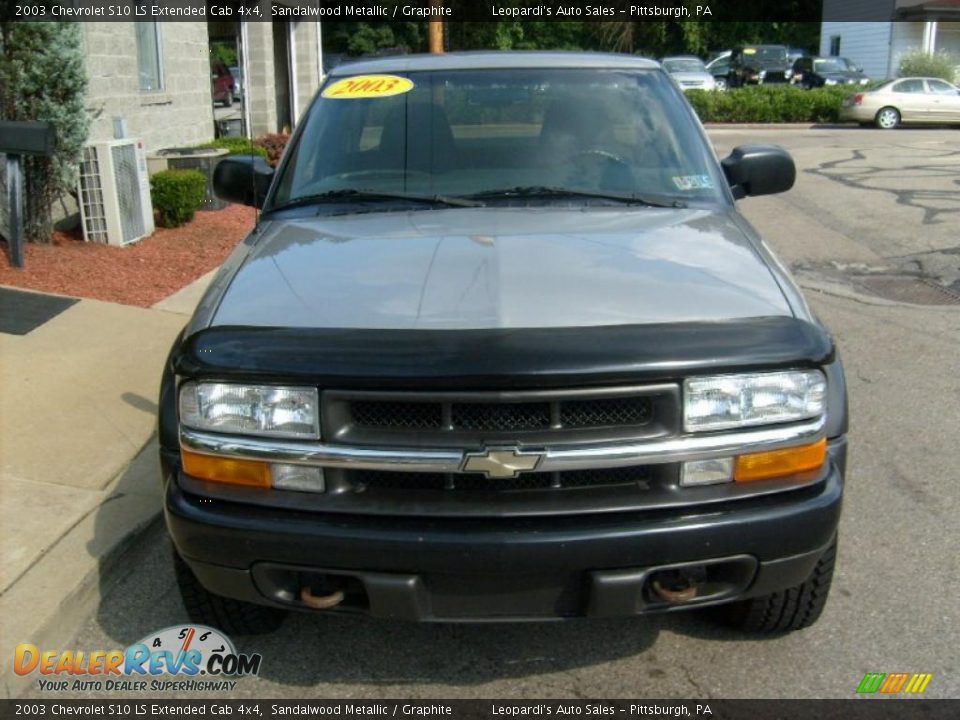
[814,58,853,73]
[662,58,708,74]
[270,68,725,210]
[742,47,787,63]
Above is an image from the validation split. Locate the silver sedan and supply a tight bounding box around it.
[840,76,960,128]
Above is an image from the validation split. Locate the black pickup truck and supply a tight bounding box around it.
[160,52,847,635]
[727,45,794,87]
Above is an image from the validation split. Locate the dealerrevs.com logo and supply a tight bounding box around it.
[14,625,262,692]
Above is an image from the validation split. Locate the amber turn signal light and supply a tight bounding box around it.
[181,449,272,488]
[734,438,827,483]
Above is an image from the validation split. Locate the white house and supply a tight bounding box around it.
[821,0,960,80]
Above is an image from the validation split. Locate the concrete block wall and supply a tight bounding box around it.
[82,22,214,152]
[293,21,323,121]
[245,22,279,137]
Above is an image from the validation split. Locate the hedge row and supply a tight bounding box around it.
[685,85,859,124]
[197,137,269,159]
[197,134,291,167]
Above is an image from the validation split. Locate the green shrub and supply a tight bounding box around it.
[197,137,269,159]
[898,50,959,83]
[686,85,855,124]
[150,169,207,228]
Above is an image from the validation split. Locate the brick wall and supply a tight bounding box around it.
[82,22,214,152]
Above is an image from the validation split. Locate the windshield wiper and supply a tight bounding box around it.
[270,188,484,212]
[467,186,686,209]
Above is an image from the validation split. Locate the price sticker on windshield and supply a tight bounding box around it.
[322,75,415,99]
[743,48,757,55]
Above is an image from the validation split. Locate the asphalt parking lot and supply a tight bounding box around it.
[31,127,960,700]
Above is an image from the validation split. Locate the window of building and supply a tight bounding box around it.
[136,22,163,91]
[829,36,841,56]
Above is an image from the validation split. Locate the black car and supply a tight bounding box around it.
[727,45,792,87]
[792,56,870,89]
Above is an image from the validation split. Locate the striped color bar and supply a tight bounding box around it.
[856,672,933,694]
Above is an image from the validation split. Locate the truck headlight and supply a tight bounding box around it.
[683,370,826,432]
[179,381,319,439]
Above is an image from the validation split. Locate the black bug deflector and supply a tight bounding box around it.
[172,316,834,389]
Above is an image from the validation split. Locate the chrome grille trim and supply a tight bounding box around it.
[180,415,826,473]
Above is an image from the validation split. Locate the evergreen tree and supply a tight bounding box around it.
[0,21,89,243]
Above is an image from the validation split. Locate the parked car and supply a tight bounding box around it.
[793,56,869,89]
[786,47,809,66]
[840,76,960,128]
[727,45,793,87]
[228,65,243,101]
[164,52,847,636]
[661,56,717,91]
[211,61,234,107]
[705,51,731,90]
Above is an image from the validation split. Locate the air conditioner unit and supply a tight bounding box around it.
[78,139,154,246]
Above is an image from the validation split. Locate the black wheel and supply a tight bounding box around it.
[714,537,837,633]
[875,106,900,130]
[714,77,728,91]
[173,551,286,635]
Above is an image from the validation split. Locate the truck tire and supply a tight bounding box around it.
[173,551,286,635]
[715,537,837,633]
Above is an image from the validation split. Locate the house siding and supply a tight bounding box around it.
[82,22,214,152]
[822,0,896,22]
[820,22,895,79]
[890,22,926,76]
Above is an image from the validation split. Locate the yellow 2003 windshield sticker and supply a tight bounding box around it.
[322,75,414,99]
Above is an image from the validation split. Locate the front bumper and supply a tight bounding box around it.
[165,440,844,621]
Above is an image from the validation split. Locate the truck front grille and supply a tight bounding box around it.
[345,466,652,493]
[323,385,678,448]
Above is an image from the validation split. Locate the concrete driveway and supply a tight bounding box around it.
[27,127,960,700]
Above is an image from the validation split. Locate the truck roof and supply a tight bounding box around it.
[328,51,661,76]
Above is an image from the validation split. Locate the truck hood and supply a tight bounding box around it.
[745,58,789,71]
[210,207,792,330]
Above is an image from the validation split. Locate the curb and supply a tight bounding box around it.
[704,123,845,130]
[0,439,163,699]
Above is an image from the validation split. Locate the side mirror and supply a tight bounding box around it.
[213,155,274,208]
[721,144,795,199]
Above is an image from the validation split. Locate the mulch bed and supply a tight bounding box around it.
[0,205,256,308]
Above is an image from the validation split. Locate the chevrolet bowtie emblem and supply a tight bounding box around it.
[461,448,544,479]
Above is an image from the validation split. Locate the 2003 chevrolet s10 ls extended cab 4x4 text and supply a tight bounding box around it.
[159,52,847,635]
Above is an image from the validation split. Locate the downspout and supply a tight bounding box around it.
[288,22,299,128]
[316,21,324,84]
[240,21,252,138]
